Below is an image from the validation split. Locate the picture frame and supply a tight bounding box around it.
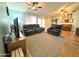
[62,13,73,23]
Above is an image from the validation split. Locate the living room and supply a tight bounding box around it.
[0,2,79,57]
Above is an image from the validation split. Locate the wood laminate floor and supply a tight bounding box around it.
[26,30,79,57]
[59,30,79,57]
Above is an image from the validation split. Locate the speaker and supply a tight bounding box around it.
[6,6,9,16]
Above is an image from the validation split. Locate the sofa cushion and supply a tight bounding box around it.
[23,24,44,36]
[26,29,34,32]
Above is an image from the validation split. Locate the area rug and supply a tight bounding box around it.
[26,32,67,57]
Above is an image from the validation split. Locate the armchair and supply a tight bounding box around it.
[47,24,62,36]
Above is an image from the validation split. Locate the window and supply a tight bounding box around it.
[31,16,36,24]
[37,17,45,27]
[38,18,42,27]
[25,14,45,28]
[25,15,36,24]
[42,18,45,27]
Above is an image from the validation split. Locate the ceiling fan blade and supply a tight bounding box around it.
[34,8,37,10]
[26,3,33,6]
[37,6,42,8]
[35,2,38,5]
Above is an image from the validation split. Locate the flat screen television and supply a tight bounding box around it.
[14,18,20,38]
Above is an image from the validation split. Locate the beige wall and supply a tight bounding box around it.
[72,9,79,32]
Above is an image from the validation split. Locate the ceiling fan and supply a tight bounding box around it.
[26,2,43,10]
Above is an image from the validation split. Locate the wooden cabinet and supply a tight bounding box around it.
[62,24,72,31]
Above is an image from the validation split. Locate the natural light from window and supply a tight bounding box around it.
[25,14,45,28]
[25,15,36,24]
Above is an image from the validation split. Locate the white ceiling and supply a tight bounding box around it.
[4,2,79,16]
